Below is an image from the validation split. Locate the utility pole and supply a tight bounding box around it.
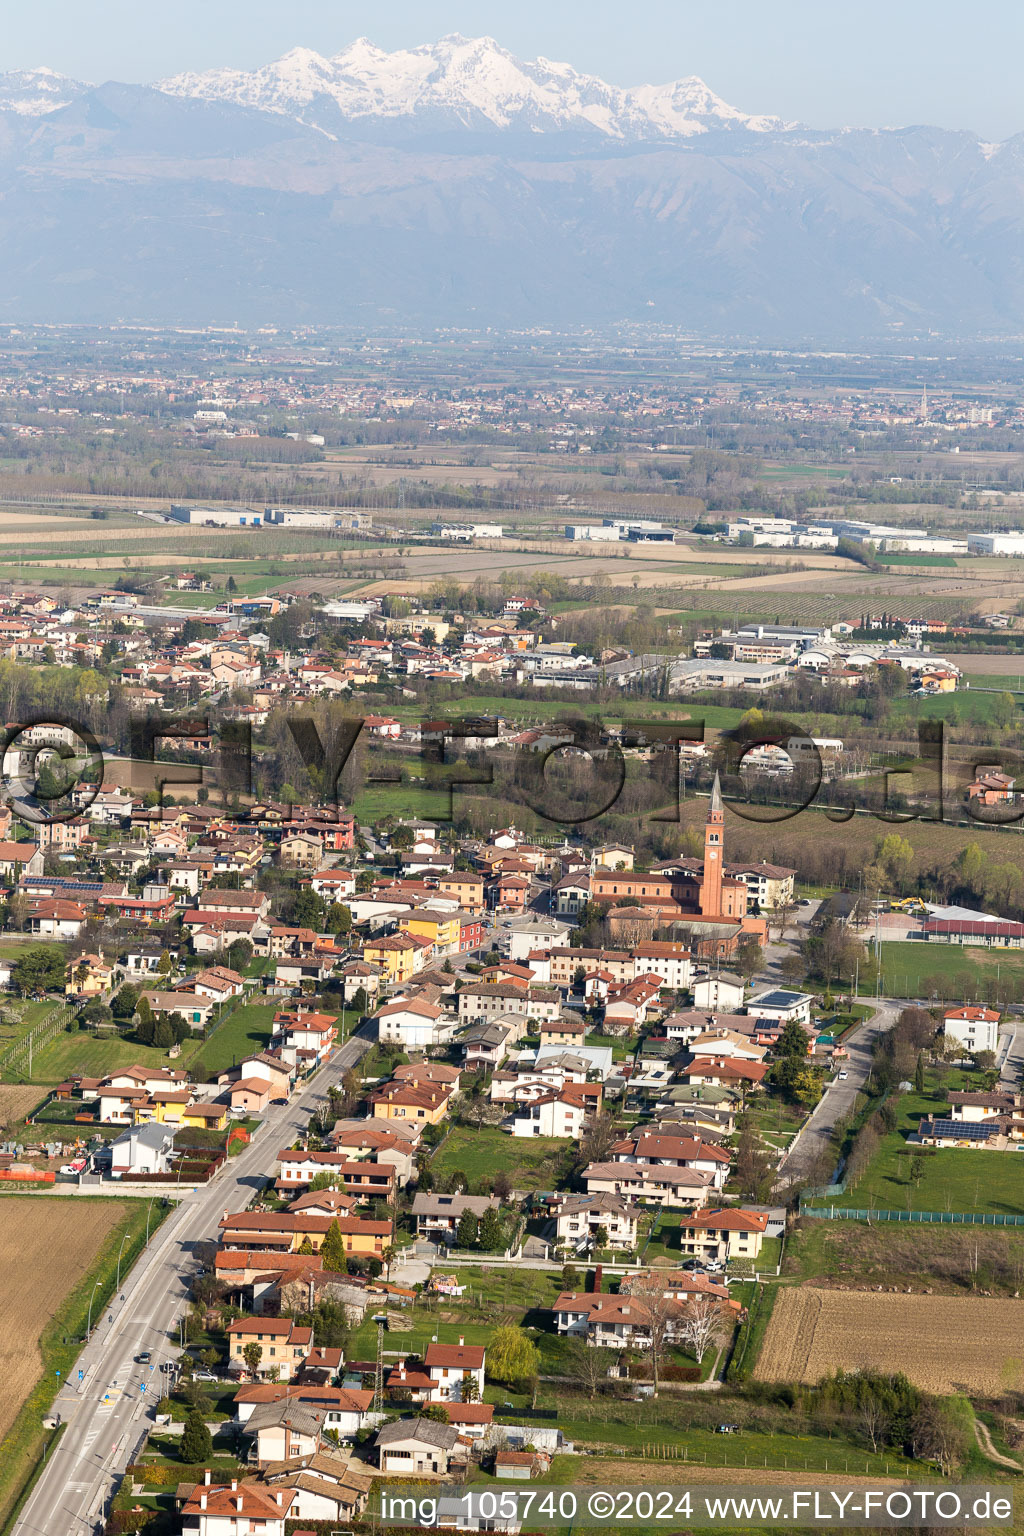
[371,1313,387,1412]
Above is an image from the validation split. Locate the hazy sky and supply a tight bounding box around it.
[6,0,1023,140]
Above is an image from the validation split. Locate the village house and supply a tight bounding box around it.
[228,1317,314,1380]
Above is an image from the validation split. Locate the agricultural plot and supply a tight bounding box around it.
[0,1200,123,1439]
[754,1286,1024,1395]
[0,1085,46,1125]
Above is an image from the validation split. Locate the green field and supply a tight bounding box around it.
[431,1124,571,1192]
[24,1030,184,1085]
[868,939,1024,1000]
[807,1074,1024,1216]
[190,1002,279,1079]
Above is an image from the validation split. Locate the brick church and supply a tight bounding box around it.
[591,773,768,957]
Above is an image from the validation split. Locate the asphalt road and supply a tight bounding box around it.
[776,998,901,1187]
[13,1023,374,1536]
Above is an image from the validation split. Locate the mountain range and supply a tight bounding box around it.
[0,36,1021,337]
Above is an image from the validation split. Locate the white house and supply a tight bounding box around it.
[110,1121,175,1177]
[552,1193,638,1252]
[693,974,745,1012]
[746,989,813,1026]
[375,1418,462,1475]
[181,1474,294,1536]
[941,1006,1000,1056]
[424,1339,486,1403]
[512,1088,591,1139]
[374,997,457,1050]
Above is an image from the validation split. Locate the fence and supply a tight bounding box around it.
[0,999,76,1078]
[802,1205,1024,1226]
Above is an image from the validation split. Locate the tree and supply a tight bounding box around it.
[876,833,915,894]
[478,1207,505,1253]
[288,888,325,931]
[564,1339,612,1399]
[419,1403,450,1423]
[157,949,173,976]
[492,1169,513,1202]
[180,1409,212,1463]
[297,1234,315,1255]
[678,1295,724,1366]
[242,1342,263,1380]
[562,1263,580,1291]
[576,1114,618,1170]
[734,1125,775,1201]
[621,1274,679,1395]
[909,1400,969,1475]
[227,938,254,973]
[914,1053,926,1093]
[319,1219,349,1274]
[308,1169,343,1193]
[735,937,763,984]
[12,946,66,997]
[111,982,140,1020]
[487,1327,540,1390]
[456,1209,479,1250]
[460,1373,481,1403]
[325,902,352,936]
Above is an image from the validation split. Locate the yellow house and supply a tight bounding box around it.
[437,872,485,913]
[181,1102,229,1131]
[371,1080,451,1126]
[593,844,635,871]
[399,909,461,955]
[363,933,420,984]
[65,951,114,998]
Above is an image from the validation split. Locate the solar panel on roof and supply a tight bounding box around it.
[925,1118,994,1141]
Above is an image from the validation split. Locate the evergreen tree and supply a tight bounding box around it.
[180,1409,212,1464]
[478,1207,504,1253]
[455,1209,479,1249]
[319,1218,349,1273]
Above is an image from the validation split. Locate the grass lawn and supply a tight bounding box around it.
[23,1030,181,1085]
[190,1003,279,1079]
[866,940,1024,1000]
[347,1315,496,1361]
[432,1125,571,1192]
[551,1403,919,1477]
[783,1217,1024,1292]
[806,1071,1024,1216]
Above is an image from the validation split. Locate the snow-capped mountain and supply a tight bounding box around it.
[156,34,794,141]
[0,66,90,115]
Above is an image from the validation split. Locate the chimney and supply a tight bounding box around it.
[230,1479,237,1492]
[204,1469,212,1486]
[199,1495,207,1511]
[235,1495,244,1512]
[458,1335,464,1347]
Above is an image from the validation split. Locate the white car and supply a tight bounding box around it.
[837,1070,849,1081]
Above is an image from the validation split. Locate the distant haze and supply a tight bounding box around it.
[0,33,1022,337]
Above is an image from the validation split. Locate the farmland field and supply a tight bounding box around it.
[0,1197,158,1530]
[754,1286,1024,1394]
[0,1201,124,1438]
[0,1085,47,1124]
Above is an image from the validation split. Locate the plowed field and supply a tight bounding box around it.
[0,1199,122,1438]
[754,1286,1024,1394]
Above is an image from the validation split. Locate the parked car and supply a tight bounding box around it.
[704,1259,724,1273]
[194,1369,218,1382]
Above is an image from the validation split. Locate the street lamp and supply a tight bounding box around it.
[115,1230,130,1292]
[86,1280,102,1340]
